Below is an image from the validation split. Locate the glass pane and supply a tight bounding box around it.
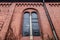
[32,12,40,36]
[22,12,30,36]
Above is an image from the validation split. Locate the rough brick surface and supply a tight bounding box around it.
[0,2,60,40]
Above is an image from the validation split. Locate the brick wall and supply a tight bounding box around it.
[0,2,60,40]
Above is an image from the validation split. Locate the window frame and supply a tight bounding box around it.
[22,8,41,37]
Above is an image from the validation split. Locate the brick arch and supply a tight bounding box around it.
[23,8,39,14]
[22,8,40,18]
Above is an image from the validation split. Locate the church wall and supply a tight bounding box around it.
[46,2,60,40]
[0,2,59,40]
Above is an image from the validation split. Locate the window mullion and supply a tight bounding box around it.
[30,13,33,40]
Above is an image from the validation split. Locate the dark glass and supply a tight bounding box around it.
[32,12,40,36]
[22,12,30,36]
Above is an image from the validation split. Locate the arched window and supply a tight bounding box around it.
[22,12,30,36]
[32,12,40,36]
[22,11,40,36]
